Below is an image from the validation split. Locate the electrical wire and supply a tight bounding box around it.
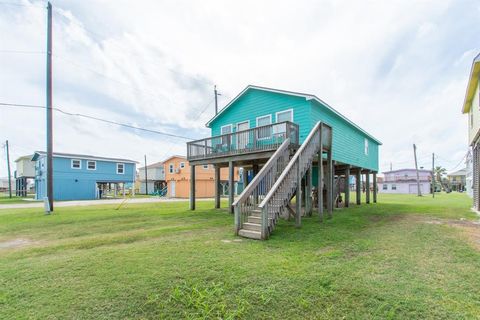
[0,102,195,140]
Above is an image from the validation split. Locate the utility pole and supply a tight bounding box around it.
[390,162,392,171]
[46,1,53,212]
[5,140,12,198]
[413,144,422,196]
[432,152,435,198]
[214,85,220,115]
[144,155,148,195]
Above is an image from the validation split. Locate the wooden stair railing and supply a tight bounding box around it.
[258,122,331,239]
[233,139,291,239]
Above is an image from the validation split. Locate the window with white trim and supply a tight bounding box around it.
[256,115,272,139]
[169,164,174,173]
[203,164,209,169]
[180,162,185,169]
[221,124,232,135]
[391,184,396,190]
[117,163,125,174]
[71,159,81,169]
[383,184,387,190]
[276,109,293,123]
[364,138,369,155]
[87,161,96,170]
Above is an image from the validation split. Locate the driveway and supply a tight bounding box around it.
[0,197,213,210]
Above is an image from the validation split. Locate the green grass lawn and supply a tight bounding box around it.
[0,193,479,319]
[0,195,34,204]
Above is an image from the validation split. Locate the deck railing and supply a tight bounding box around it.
[187,121,299,161]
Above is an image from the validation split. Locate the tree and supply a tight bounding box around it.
[434,166,447,183]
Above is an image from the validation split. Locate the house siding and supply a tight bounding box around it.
[209,88,380,171]
[309,100,379,171]
[468,83,480,145]
[210,89,311,140]
[35,156,135,201]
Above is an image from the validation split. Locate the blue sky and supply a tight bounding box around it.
[0,0,479,176]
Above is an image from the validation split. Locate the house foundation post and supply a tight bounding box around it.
[327,149,333,218]
[356,169,362,205]
[345,165,350,207]
[214,165,220,208]
[306,166,313,216]
[189,164,196,210]
[229,161,234,214]
[318,124,324,221]
[296,158,302,227]
[373,172,377,203]
[365,170,371,204]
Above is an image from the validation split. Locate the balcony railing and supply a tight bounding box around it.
[187,121,299,161]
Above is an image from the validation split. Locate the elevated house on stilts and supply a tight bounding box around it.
[187,85,381,240]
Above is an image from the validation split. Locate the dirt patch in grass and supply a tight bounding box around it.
[0,238,34,249]
[446,220,480,251]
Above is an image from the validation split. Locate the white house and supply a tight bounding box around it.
[378,169,432,194]
[138,161,166,194]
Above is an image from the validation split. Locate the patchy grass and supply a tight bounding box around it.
[0,193,479,319]
[0,195,34,204]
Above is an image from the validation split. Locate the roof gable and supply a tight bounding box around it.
[462,53,480,114]
[206,85,381,145]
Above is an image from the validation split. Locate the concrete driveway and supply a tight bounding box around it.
[0,197,213,210]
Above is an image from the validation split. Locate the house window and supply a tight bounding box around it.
[71,159,81,169]
[276,109,293,123]
[180,162,185,169]
[117,163,125,174]
[364,138,369,155]
[221,124,233,145]
[392,184,396,190]
[383,184,387,190]
[256,115,272,139]
[87,161,96,170]
[203,164,209,169]
[169,164,174,173]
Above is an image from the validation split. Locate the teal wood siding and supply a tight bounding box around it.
[207,87,380,172]
[209,89,312,141]
[309,100,379,171]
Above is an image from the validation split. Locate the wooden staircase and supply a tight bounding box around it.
[234,122,332,240]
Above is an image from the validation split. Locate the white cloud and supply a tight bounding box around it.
[0,0,478,176]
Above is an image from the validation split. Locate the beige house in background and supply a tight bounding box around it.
[164,155,239,198]
[462,52,480,210]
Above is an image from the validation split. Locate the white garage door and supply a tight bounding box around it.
[409,184,421,194]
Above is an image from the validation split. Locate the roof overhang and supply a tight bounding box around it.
[205,85,382,145]
[462,53,480,114]
[31,151,138,164]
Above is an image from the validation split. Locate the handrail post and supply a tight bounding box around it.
[261,206,268,239]
[234,205,241,235]
[296,158,302,228]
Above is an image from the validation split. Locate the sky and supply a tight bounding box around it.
[1,0,479,177]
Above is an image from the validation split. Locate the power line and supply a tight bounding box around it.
[0,102,195,140]
[0,50,46,54]
[0,1,45,8]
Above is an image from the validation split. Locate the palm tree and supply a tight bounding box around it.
[434,166,447,183]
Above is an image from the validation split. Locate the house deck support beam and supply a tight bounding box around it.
[326,149,333,218]
[228,161,234,214]
[356,169,362,205]
[345,165,350,207]
[373,172,377,203]
[214,165,220,209]
[189,164,196,210]
[365,170,370,204]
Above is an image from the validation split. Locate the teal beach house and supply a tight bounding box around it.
[187,85,381,239]
[33,152,137,201]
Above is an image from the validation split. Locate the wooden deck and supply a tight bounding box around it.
[187,121,299,164]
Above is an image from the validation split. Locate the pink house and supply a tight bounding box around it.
[378,169,432,194]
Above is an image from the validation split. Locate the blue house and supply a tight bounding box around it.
[187,85,381,240]
[33,152,137,201]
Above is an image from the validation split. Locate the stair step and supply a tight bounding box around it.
[248,216,261,223]
[242,222,261,231]
[238,229,262,240]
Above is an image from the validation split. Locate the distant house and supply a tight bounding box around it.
[447,169,466,192]
[163,155,239,198]
[33,151,137,201]
[138,161,166,195]
[14,155,35,196]
[461,53,480,209]
[378,169,432,194]
[0,177,14,193]
[466,150,473,197]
